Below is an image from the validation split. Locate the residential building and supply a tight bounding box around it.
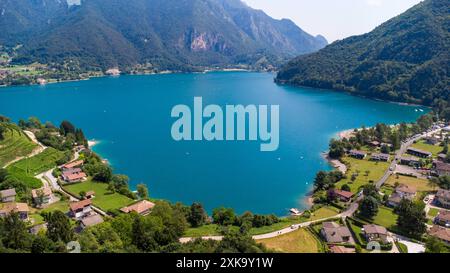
[31,187,53,206]
[0,202,30,220]
[406,147,432,158]
[400,156,421,167]
[349,150,367,160]
[433,161,450,177]
[363,224,388,243]
[333,189,354,202]
[320,222,353,244]
[69,199,93,219]
[120,200,155,216]
[425,137,439,145]
[370,153,390,162]
[61,160,84,170]
[0,188,16,202]
[434,210,450,228]
[428,225,450,245]
[85,191,96,199]
[387,184,417,207]
[61,168,87,183]
[435,189,450,209]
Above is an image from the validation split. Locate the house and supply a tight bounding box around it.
[349,150,367,160]
[334,189,354,202]
[0,188,16,202]
[363,224,388,243]
[80,214,104,229]
[0,202,30,220]
[435,189,450,209]
[85,191,96,199]
[120,200,155,216]
[433,161,450,177]
[61,168,87,183]
[387,184,416,207]
[425,137,439,145]
[428,225,450,245]
[369,141,381,147]
[370,153,390,162]
[61,160,84,170]
[434,210,450,228]
[31,187,53,206]
[406,147,432,158]
[438,154,447,162]
[69,199,93,219]
[329,245,356,254]
[400,156,421,167]
[320,222,353,244]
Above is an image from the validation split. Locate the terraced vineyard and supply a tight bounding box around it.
[8,147,66,176]
[0,123,37,167]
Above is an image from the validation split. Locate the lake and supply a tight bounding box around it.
[0,72,427,215]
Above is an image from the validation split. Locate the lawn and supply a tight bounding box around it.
[370,206,398,229]
[428,208,440,218]
[412,140,446,157]
[9,147,65,175]
[0,123,37,167]
[336,156,390,193]
[63,180,135,211]
[257,228,322,253]
[386,174,434,192]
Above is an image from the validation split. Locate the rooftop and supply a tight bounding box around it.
[69,199,92,211]
[0,188,16,198]
[428,225,450,242]
[363,224,387,235]
[120,200,155,214]
[62,160,84,169]
[396,184,417,195]
[436,210,450,222]
[0,202,30,214]
[31,187,52,199]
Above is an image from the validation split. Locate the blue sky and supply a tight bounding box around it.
[244,0,423,42]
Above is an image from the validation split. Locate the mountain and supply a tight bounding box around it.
[276,0,449,107]
[0,0,327,71]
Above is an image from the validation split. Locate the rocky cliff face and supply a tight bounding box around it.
[2,0,328,70]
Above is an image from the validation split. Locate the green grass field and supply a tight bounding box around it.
[0,123,37,167]
[358,206,398,230]
[412,140,447,157]
[9,147,65,175]
[386,174,434,192]
[257,228,322,253]
[336,156,390,193]
[428,208,440,218]
[63,180,135,211]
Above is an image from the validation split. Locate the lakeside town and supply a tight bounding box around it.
[1,111,450,253]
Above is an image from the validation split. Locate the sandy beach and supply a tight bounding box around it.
[88,139,98,148]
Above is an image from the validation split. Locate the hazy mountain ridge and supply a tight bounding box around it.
[0,0,327,71]
[276,0,449,107]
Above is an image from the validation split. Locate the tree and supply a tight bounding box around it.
[45,211,74,243]
[60,120,75,136]
[131,215,161,252]
[212,207,236,226]
[111,174,128,189]
[215,230,267,253]
[395,199,427,238]
[380,144,390,154]
[188,202,208,228]
[341,184,351,192]
[0,168,8,183]
[359,196,379,219]
[328,139,346,159]
[362,184,379,199]
[425,237,448,253]
[31,234,55,253]
[0,124,5,140]
[0,213,31,250]
[93,165,113,182]
[137,184,149,199]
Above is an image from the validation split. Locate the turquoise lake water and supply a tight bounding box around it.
[0,72,427,215]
